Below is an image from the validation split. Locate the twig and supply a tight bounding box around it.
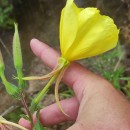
[114,54,123,72]
[0,120,28,130]
[125,68,130,72]
[1,106,18,117]
[0,37,12,58]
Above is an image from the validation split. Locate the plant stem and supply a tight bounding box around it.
[34,74,58,104]
[21,91,34,128]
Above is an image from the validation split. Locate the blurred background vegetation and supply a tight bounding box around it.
[0,0,130,129]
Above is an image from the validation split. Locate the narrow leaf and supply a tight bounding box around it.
[0,50,20,99]
[35,120,45,130]
[20,114,30,121]
[0,72,20,99]
[35,110,45,130]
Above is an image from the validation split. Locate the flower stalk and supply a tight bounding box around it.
[30,73,58,113]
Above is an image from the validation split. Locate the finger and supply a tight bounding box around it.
[18,119,32,130]
[30,39,104,101]
[39,97,79,125]
[30,39,60,68]
[19,97,79,127]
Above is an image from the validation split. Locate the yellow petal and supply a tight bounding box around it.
[60,0,82,56]
[60,1,119,61]
[67,8,119,60]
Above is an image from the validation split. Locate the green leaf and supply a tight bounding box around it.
[120,77,130,81]
[35,120,45,130]
[30,100,39,114]
[8,83,20,99]
[1,74,20,99]
[20,114,30,121]
[34,110,45,130]
[0,49,20,99]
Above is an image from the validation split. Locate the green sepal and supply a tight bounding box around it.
[58,57,70,67]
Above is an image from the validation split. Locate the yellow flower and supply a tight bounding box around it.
[23,0,119,117]
[60,0,119,61]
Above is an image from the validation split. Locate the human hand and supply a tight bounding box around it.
[19,39,130,130]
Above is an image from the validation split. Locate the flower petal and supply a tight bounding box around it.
[60,0,82,57]
[65,8,119,60]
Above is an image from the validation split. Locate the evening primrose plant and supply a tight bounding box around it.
[0,0,119,129]
[23,0,119,117]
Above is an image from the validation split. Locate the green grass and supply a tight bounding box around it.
[0,0,14,29]
[4,107,24,123]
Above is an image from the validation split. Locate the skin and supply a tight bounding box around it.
[19,39,130,130]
